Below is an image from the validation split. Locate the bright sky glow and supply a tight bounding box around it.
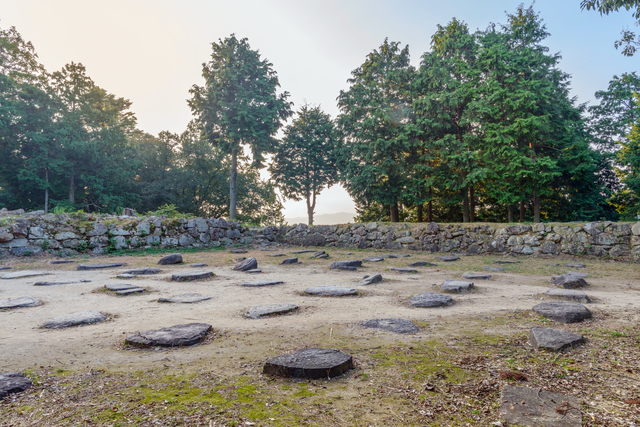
[1,0,637,220]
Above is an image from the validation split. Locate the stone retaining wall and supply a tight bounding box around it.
[0,212,639,260]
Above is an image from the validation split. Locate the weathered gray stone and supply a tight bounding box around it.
[529,327,585,352]
[435,256,459,262]
[125,323,212,347]
[541,241,559,254]
[263,348,353,379]
[241,280,284,287]
[245,269,262,274]
[50,260,75,265]
[0,372,33,400]
[483,266,506,272]
[267,253,286,257]
[565,263,586,268]
[77,263,127,270]
[462,273,492,280]
[291,250,315,254]
[158,293,211,303]
[115,274,136,279]
[233,257,258,271]
[390,267,418,273]
[396,236,415,244]
[361,318,418,334]
[0,297,41,309]
[190,263,208,268]
[245,303,298,319]
[171,271,215,282]
[363,257,384,262]
[330,260,362,269]
[115,288,146,295]
[1,270,49,279]
[0,267,11,271]
[551,274,587,289]
[304,285,357,296]
[281,257,298,265]
[408,261,437,267]
[34,279,90,286]
[494,260,519,264]
[543,288,591,303]
[105,283,138,291]
[309,250,327,259]
[158,253,183,265]
[123,267,162,275]
[360,273,383,286]
[87,223,108,236]
[532,301,592,323]
[441,280,474,293]
[0,238,28,248]
[230,249,248,254]
[408,293,452,307]
[43,311,107,329]
[54,231,77,240]
[499,385,582,426]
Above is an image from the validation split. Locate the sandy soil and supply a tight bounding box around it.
[1,248,639,373]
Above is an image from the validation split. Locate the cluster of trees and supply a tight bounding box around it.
[2,3,640,225]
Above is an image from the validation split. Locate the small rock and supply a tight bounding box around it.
[105,283,138,291]
[34,280,91,286]
[336,266,357,271]
[158,293,212,304]
[77,263,127,271]
[543,289,591,304]
[390,267,418,273]
[229,249,248,254]
[0,297,41,309]
[360,274,383,286]
[361,318,419,334]
[158,253,183,265]
[363,257,384,262]
[441,280,474,293]
[190,263,208,268]
[267,253,286,257]
[125,323,212,347]
[50,260,75,265]
[291,250,315,254]
[116,288,146,295]
[123,267,161,275]
[408,293,452,307]
[483,266,506,272]
[115,274,136,279]
[408,261,437,267]
[499,385,582,426]
[565,262,586,268]
[462,273,492,280]
[263,348,353,379]
[532,301,592,323]
[330,260,362,270]
[551,274,587,289]
[310,251,327,259]
[494,260,519,264]
[233,257,258,271]
[435,256,459,262]
[383,254,398,259]
[281,258,298,265]
[171,271,215,282]
[0,267,11,271]
[529,327,585,352]
[245,269,262,274]
[1,270,49,279]
[43,311,107,329]
[245,303,298,319]
[304,286,357,296]
[0,372,33,400]
[241,280,284,287]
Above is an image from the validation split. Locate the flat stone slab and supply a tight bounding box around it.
[42,311,107,329]
[229,249,248,254]
[544,289,591,304]
[0,267,11,271]
[1,270,49,279]
[245,303,298,319]
[125,323,212,347]
[50,260,75,264]
[483,266,506,272]
[361,318,419,334]
[116,288,146,295]
[383,254,410,258]
[494,260,519,264]
[266,253,286,257]
[310,250,327,259]
[360,274,383,286]
[330,260,362,270]
[281,257,298,265]
[0,372,33,400]
[190,263,208,268]
[441,280,474,293]
[0,297,41,309]
[529,327,585,352]
[408,293,453,307]
[233,257,257,271]
[435,256,459,262]
[462,273,492,280]
[34,279,91,286]
[245,269,262,274]
[565,263,586,268]
[241,280,284,287]
[336,266,357,271]
[105,283,139,291]
[408,261,437,267]
[532,301,592,323]
[77,263,127,271]
[158,293,212,304]
[291,250,315,254]
[551,274,587,289]
[363,257,384,262]
[499,385,582,426]
[171,271,215,282]
[115,274,136,279]
[304,285,357,296]
[158,253,183,265]
[263,348,353,379]
[122,267,162,275]
[390,267,418,273]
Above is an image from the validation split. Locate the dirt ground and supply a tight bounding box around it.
[1,246,639,426]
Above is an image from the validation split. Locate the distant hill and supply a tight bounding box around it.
[285,212,356,225]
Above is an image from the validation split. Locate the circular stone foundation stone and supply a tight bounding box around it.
[125,323,212,347]
[361,318,419,334]
[42,311,107,329]
[171,271,215,282]
[304,285,357,296]
[390,267,418,273]
[105,283,138,291]
[1,270,49,280]
[158,293,211,303]
[0,297,41,309]
[462,273,492,280]
[241,280,284,287]
[529,327,585,352]
[245,303,299,319]
[408,293,452,308]
[435,256,460,262]
[123,267,162,275]
[441,280,475,293]
[263,348,353,379]
[77,263,127,271]
[543,288,591,304]
[532,301,592,323]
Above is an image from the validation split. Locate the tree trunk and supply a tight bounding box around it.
[508,205,513,223]
[534,193,540,223]
[428,200,433,223]
[390,202,399,223]
[462,190,470,223]
[68,169,75,205]
[417,205,423,223]
[229,148,238,220]
[469,186,475,222]
[306,191,316,226]
[519,200,525,223]
[44,168,49,213]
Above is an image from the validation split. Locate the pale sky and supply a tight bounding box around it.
[1,0,637,220]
